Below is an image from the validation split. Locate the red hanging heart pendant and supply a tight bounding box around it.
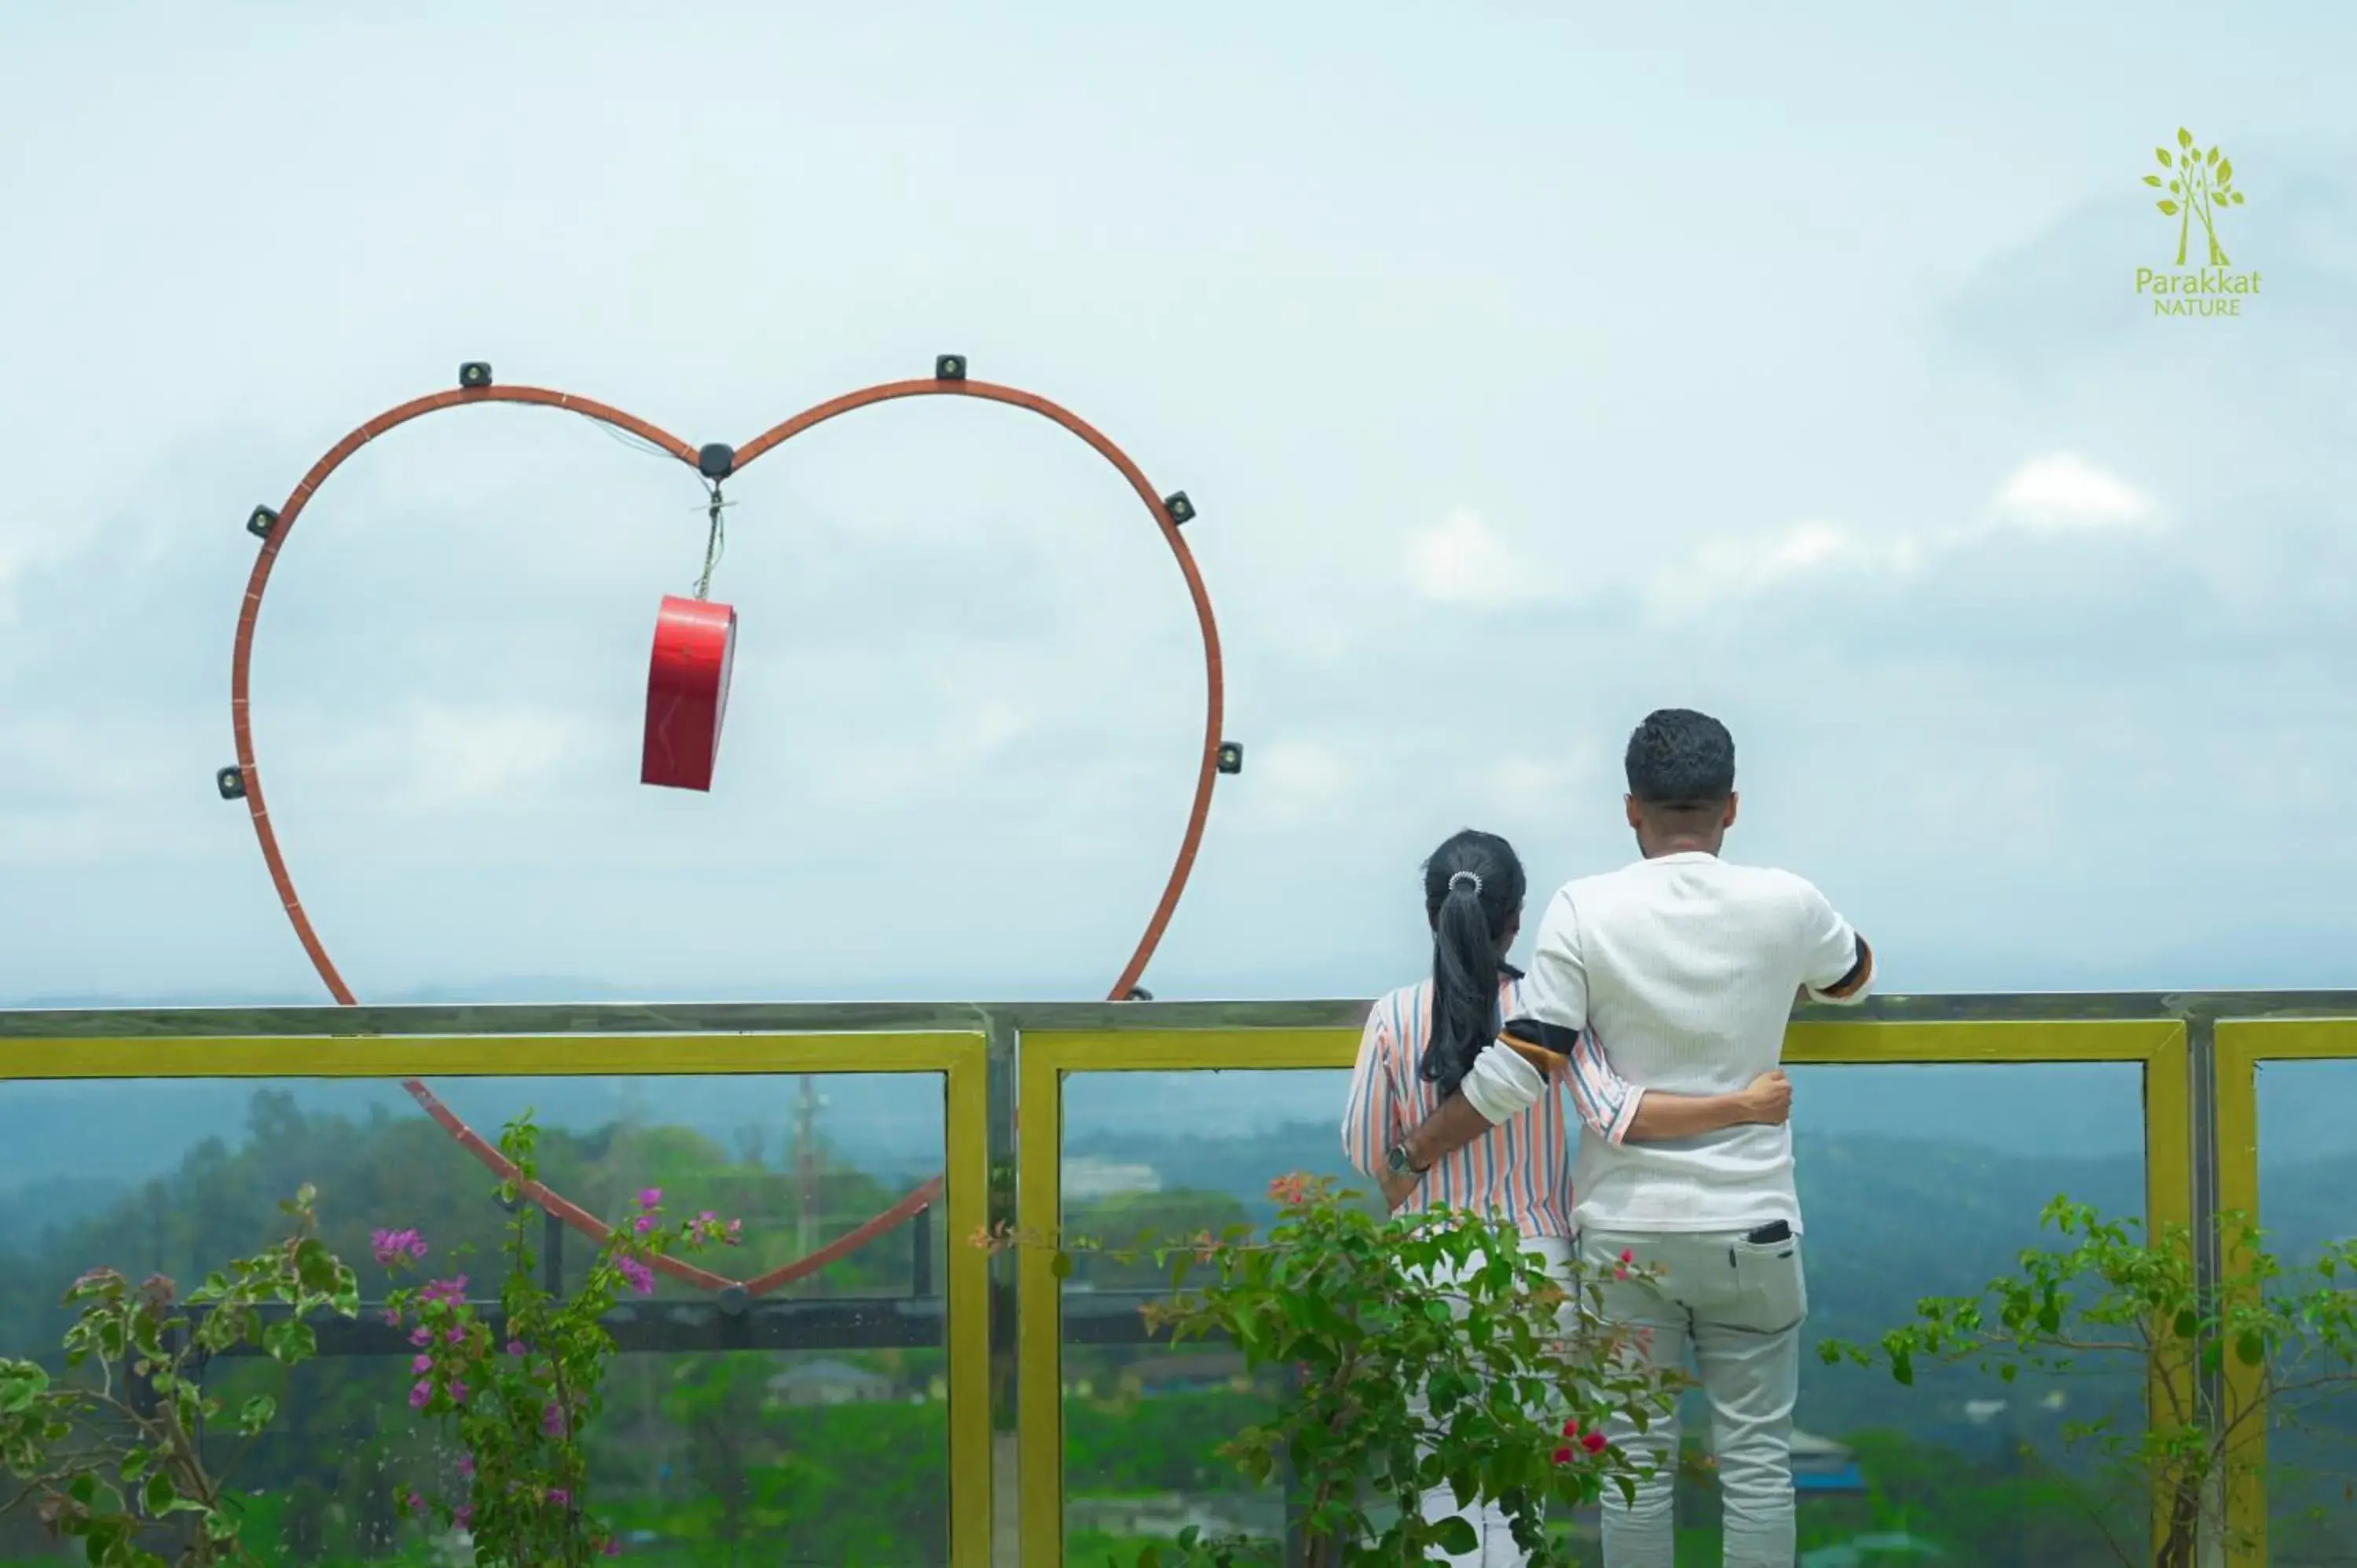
[642,595,737,792]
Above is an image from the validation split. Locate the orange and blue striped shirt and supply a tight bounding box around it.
[1342,976,1638,1240]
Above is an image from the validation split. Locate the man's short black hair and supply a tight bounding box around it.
[1625,709,1735,805]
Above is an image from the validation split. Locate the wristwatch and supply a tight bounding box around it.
[1384,1141,1428,1178]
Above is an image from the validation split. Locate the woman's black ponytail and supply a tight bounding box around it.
[1418,829,1528,1097]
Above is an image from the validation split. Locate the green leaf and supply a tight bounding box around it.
[2158,200,2180,215]
[2236,1330,2266,1367]
[2177,126,2194,148]
[1050,1251,1073,1280]
[1431,1516,1480,1555]
[2174,1309,2198,1340]
[2232,191,2245,205]
[2143,174,2163,187]
[236,1393,278,1435]
[2156,148,2173,167]
[144,1472,177,1515]
[2207,147,2220,165]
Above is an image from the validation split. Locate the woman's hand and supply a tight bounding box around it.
[1737,1070,1793,1126]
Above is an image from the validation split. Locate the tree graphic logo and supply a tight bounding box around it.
[2145,127,2244,267]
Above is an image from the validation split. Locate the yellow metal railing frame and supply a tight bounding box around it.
[1017,1018,2191,1566]
[0,1031,996,1568]
[2213,1019,2357,1568]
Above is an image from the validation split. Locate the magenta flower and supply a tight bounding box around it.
[603,1541,621,1558]
[445,1326,464,1344]
[371,1228,428,1267]
[455,1504,475,1530]
[507,1339,526,1357]
[449,1379,468,1405]
[726,1218,742,1244]
[457,1454,475,1479]
[542,1403,567,1438]
[412,1354,432,1373]
[636,1187,662,1212]
[409,1379,431,1409]
[548,1487,570,1506]
[419,1274,467,1302]
[383,1307,403,1327]
[618,1256,655,1296]
[633,1214,655,1235]
[410,1325,433,1347]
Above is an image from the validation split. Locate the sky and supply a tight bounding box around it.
[3,2,2355,1011]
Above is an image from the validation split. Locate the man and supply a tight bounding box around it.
[1387,709,1872,1568]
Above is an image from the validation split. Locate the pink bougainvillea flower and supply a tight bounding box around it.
[412,1354,432,1373]
[455,1504,475,1530]
[410,1325,434,1347]
[548,1488,570,1506]
[725,1218,743,1244]
[636,1188,662,1212]
[370,1228,429,1268]
[634,1214,655,1235]
[1266,1172,1313,1206]
[409,1380,431,1409]
[618,1256,656,1296]
[457,1455,475,1479]
[542,1403,567,1438]
[602,1541,621,1558]
[507,1339,526,1357]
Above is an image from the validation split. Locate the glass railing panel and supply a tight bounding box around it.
[1055,1060,2153,1566]
[0,1072,951,1566]
[2256,1056,2357,1565]
[1785,1062,2149,1568]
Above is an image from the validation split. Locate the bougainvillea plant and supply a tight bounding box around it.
[0,1185,358,1566]
[381,1112,739,1566]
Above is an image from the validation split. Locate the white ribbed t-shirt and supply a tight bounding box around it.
[1519,851,1870,1236]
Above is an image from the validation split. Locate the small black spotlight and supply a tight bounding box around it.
[716,1284,750,1317]
[215,766,247,800]
[1163,491,1196,526]
[934,354,967,382]
[246,505,278,539]
[1216,741,1244,775]
[1124,986,1154,1002]
[698,443,736,481]
[459,361,494,389]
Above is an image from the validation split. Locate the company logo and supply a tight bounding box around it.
[2135,128,2256,318]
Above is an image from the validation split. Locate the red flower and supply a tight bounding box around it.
[1551,1445,1574,1464]
[1582,1430,1608,1454]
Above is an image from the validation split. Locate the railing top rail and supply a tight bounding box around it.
[6,989,2357,1039]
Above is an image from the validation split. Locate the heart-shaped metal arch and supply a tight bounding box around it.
[228,372,1227,1295]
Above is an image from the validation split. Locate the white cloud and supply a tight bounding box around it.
[1651,453,2159,618]
[1404,508,1549,606]
[1986,452,2158,535]
[1654,518,1921,617]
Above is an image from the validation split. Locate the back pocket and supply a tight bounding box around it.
[1725,1237,1808,1335]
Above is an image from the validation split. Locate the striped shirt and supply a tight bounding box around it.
[1342,977,1639,1240]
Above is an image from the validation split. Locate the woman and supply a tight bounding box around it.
[1342,828,1787,1566]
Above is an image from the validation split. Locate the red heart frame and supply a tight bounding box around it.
[227,372,1226,1295]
